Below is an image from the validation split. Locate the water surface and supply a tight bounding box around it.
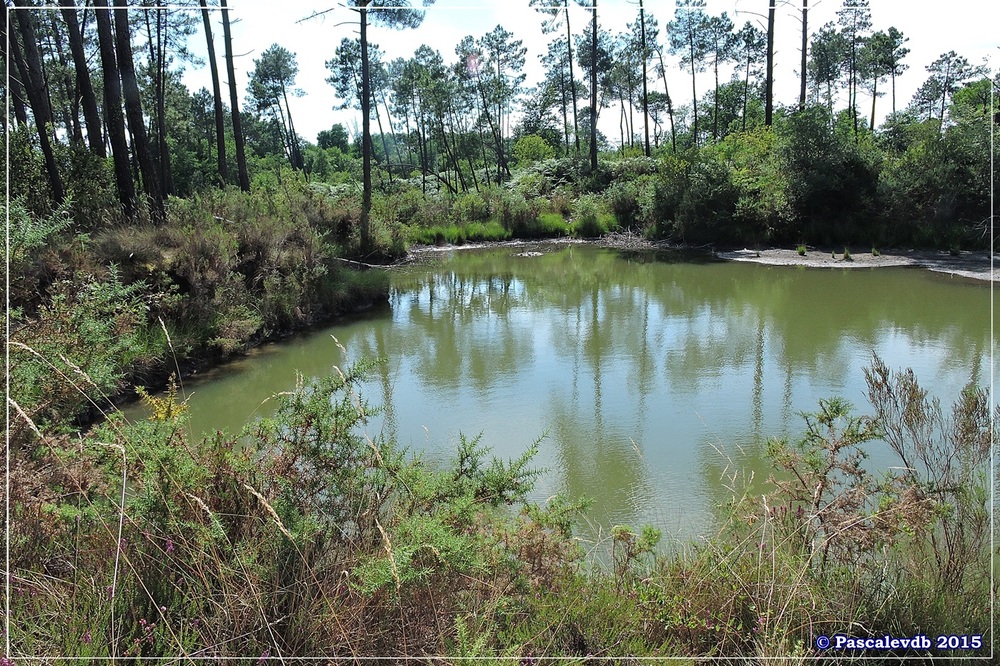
[134,244,994,545]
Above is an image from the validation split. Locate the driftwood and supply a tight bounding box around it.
[332,256,380,271]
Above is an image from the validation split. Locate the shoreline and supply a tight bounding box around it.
[405,233,999,283]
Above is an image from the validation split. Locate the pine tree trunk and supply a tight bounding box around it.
[48,13,83,145]
[656,46,676,151]
[564,0,580,155]
[799,0,808,111]
[220,0,250,191]
[765,0,775,126]
[360,1,373,252]
[639,0,650,157]
[200,0,227,185]
[93,0,136,217]
[11,5,65,203]
[589,0,598,169]
[0,9,29,128]
[113,0,163,219]
[60,2,104,156]
[689,32,698,146]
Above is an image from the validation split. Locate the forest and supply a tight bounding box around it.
[4,0,997,661]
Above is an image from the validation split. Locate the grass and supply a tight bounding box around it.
[407,220,512,245]
[796,244,806,256]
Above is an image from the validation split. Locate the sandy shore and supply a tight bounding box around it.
[715,247,998,283]
[407,234,998,283]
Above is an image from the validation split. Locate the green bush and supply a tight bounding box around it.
[9,269,163,432]
[572,194,614,238]
[452,191,491,224]
[603,179,645,228]
[513,134,556,166]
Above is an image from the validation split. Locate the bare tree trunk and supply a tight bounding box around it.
[11,5,65,203]
[48,14,83,145]
[360,1,373,252]
[765,0,775,126]
[639,0,650,156]
[60,1,104,156]
[200,0,227,185]
[564,0,580,155]
[655,46,676,151]
[113,0,163,219]
[799,0,808,111]
[688,31,698,146]
[94,0,135,216]
[589,0,598,169]
[220,0,249,191]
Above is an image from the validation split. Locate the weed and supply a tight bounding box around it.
[796,244,806,256]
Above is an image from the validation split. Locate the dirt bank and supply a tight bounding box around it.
[407,234,998,283]
[715,247,998,283]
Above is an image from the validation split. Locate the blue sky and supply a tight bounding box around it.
[181,0,997,144]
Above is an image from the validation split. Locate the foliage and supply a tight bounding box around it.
[571,194,615,237]
[9,269,163,433]
[8,345,994,659]
[513,134,556,165]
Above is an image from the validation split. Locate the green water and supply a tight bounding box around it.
[132,244,994,544]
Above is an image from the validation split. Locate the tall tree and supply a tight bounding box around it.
[668,0,710,146]
[248,44,304,169]
[735,21,766,131]
[924,51,983,132]
[764,0,775,126]
[860,30,893,130]
[10,4,65,203]
[93,0,136,216]
[637,0,650,156]
[0,9,29,129]
[703,12,735,141]
[836,0,872,138]
[799,0,808,110]
[139,3,197,199]
[808,22,845,117]
[479,25,527,182]
[200,0,227,185]
[327,38,396,185]
[586,0,598,169]
[541,38,573,156]
[220,0,250,191]
[328,0,435,254]
[650,36,677,150]
[59,1,104,156]
[530,0,580,155]
[113,0,163,218]
[885,27,909,115]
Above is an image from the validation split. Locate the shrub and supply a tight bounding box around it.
[796,244,807,256]
[488,189,537,234]
[9,269,162,432]
[572,194,614,238]
[603,179,644,228]
[513,134,556,166]
[452,192,491,224]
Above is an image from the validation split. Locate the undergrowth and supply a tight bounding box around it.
[6,353,994,660]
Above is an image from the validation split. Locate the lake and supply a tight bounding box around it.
[130,243,994,547]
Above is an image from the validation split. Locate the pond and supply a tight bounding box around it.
[130,243,994,546]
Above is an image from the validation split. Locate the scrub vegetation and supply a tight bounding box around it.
[7,355,993,660]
